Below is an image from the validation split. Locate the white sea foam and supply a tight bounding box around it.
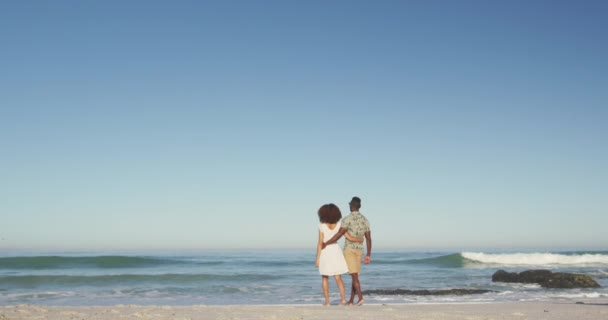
[550,292,605,299]
[462,252,608,266]
[493,282,542,290]
[2,291,75,301]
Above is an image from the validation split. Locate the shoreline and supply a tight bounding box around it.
[2,300,608,320]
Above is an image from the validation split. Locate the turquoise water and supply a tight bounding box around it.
[1,250,607,305]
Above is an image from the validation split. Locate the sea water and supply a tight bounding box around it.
[1,250,607,305]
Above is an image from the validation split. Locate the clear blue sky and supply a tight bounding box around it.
[1,1,606,251]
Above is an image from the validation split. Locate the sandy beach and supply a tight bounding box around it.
[2,301,607,320]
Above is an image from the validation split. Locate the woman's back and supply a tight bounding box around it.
[320,222,341,242]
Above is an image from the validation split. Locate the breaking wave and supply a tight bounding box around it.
[461,252,608,267]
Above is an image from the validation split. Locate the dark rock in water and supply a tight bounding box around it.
[492,269,600,289]
[363,288,494,296]
[492,270,520,283]
[519,270,554,284]
[492,270,553,284]
[543,272,602,289]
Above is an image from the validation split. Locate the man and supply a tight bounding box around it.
[322,196,371,306]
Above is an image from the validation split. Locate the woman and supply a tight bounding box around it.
[315,203,363,306]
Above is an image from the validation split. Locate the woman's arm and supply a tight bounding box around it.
[344,232,363,243]
[315,230,323,268]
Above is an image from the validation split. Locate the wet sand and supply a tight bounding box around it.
[2,300,608,320]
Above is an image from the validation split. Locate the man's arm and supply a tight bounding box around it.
[363,230,372,264]
[321,227,347,249]
[344,232,364,243]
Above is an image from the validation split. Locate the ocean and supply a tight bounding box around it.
[1,250,607,306]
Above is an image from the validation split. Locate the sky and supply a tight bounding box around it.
[1,0,607,251]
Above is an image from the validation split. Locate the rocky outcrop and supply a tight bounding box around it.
[492,269,600,288]
[363,288,494,296]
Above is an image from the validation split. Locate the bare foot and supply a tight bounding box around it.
[323,303,330,307]
[356,299,365,306]
[339,300,346,306]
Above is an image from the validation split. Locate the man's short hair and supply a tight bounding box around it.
[349,196,361,208]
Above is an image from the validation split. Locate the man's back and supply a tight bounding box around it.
[342,211,370,250]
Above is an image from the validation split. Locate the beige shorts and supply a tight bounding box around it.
[344,248,363,274]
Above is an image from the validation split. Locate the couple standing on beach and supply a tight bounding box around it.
[315,196,372,306]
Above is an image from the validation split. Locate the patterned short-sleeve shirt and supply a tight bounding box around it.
[341,211,370,251]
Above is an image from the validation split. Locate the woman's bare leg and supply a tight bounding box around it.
[334,275,346,305]
[321,276,330,306]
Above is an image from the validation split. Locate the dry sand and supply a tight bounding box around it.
[2,301,607,320]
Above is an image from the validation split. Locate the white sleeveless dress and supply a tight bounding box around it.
[318,222,349,276]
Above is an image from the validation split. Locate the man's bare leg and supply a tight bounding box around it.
[347,273,364,306]
[347,273,356,305]
[351,273,364,306]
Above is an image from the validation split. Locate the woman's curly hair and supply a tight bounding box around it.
[318,203,342,224]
